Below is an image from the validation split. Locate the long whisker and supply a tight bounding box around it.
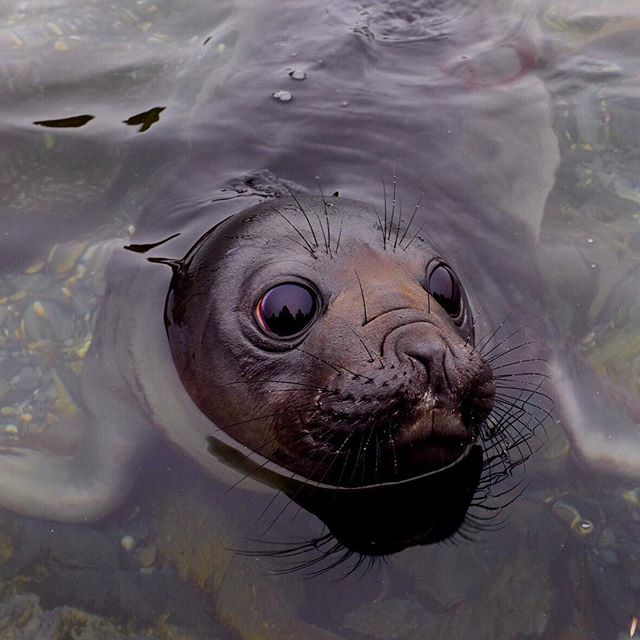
[316,178,332,258]
[381,175,388,249]
[354,269,369,326]
[270,205,316,257]
[295,347,374,382]
[393,191,403,250]
[285,185,319,248]
[388,168,398,242]
[398,192,423,247]
[335,219,344,255]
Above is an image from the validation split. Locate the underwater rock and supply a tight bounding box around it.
[0,591,200,640]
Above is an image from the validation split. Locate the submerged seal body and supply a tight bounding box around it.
[2,181,640,545]
[0,185,533,534]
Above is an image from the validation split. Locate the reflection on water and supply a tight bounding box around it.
[1,0,640,638]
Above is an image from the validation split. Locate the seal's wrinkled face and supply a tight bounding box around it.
[166,196,494,487]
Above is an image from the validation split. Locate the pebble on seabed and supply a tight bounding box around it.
[120,535,136,552]
[136,545,157,569]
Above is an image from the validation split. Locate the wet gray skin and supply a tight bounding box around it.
[1,0,640,532]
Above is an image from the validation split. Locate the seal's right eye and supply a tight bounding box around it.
[255,283,318,338]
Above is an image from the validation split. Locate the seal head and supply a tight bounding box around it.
[166,196,494,488]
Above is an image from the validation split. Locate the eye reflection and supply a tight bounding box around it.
[256,283,318,337]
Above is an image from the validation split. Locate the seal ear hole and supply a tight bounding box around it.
[255,282,319,338]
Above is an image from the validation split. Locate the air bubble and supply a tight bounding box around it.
[272,90,293,103]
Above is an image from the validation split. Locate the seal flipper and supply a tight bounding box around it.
[551,352,640,481]
[0,350,153,523]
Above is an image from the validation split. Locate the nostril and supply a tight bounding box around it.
[408,353,431,377]
[405,345,451,393]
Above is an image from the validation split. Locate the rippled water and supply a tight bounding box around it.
[1,0,640,638]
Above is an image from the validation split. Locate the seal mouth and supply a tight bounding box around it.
[379,408,477,479]
[289,404,481,488]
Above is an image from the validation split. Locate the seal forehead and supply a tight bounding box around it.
[216,195,437,271]
[211,200,437,318]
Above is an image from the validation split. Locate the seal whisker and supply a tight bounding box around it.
[213,405,318,432]
[295,347,374,382]
[381,175,388,249]
[374,206,387,249]
[221,417,338,495]
[211,378,332,392]
[480,332,529,362]
[294,429,360,522]
[494,388,554,411]
[402,224,423,251]
[273,540,349,577]
[398,192,423,248]
[359,425,376,484]
[316,178,332,258]
[493,397,553,429]
[393,191,403,250]
[258,427,339,532]
[255,476,295,527]
[262,427,357,533]
[461,484,527,540]
[322,435,358,513]
[488,400,541,434]
[490,356,550,370]
[349,327,375,363]
[486,409,536,459]
[334,219,344,255]
[270,205,316,257]
[475,317,516,356]
[484,341,543,364]
[493,371,548,381]
[388,168,398,242]
[494,376,553,428]
[284,185,319,248]
[348,326,385,368]
[489,409,543,456]
[354,269,369,326]
[347,433,367,486]
[493,389,554,416]
[313,206,329,255]
[494,377,551,391]
[386,425,399,476]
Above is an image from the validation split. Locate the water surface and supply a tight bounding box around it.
[1,1,640,638]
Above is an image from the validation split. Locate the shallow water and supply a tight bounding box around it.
[1,0,640,638]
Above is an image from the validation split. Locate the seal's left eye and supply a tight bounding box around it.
[256,283,318,338]
[426,263,462,318]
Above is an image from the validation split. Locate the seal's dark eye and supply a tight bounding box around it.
[426,264,462,317]
[256,283,318,338]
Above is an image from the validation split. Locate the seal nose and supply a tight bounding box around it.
[404,342,452,397]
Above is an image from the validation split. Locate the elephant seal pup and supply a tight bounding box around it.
[0,189,508,531]
[166,195,495,489]
[3,187,640,535]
